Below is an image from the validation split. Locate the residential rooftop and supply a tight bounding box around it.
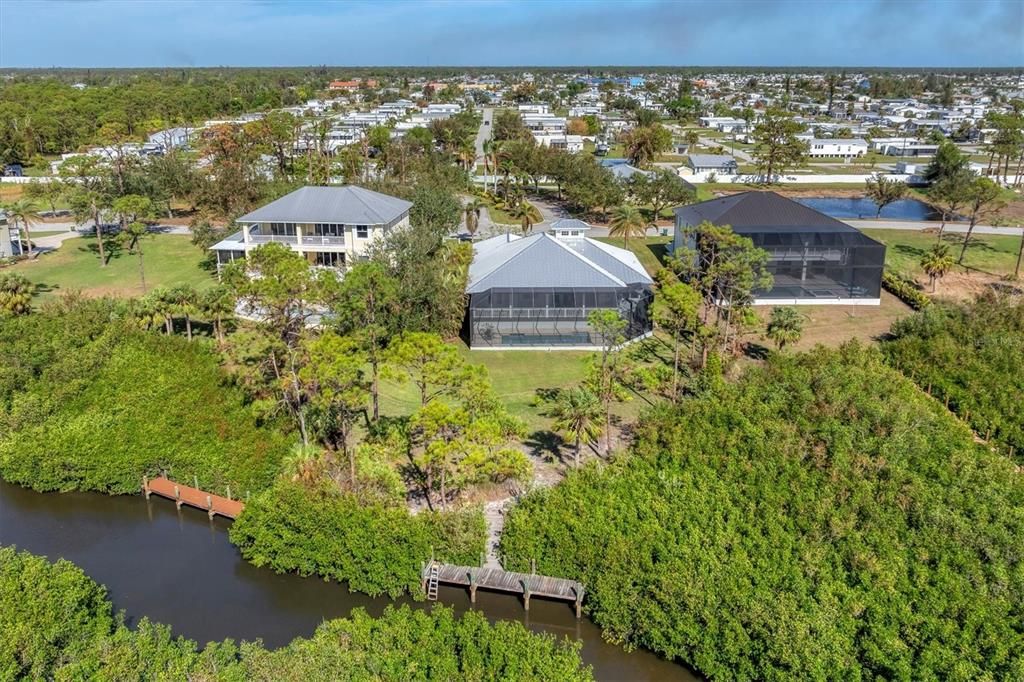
[237,185,412,225]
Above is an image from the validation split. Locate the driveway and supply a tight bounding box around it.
[474,107,494,164]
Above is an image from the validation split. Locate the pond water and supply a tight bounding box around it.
[795,197,949,221]
[0,480,697,681]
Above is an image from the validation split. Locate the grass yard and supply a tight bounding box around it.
[861,228,1022,278]
[747,291,911,352]
[11,233,215,299]
[378,345,595,433]
[485,202,519,227]
[594,236,672,276]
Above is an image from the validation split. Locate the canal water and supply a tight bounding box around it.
[0,480,697,681]
[795,197,947,221]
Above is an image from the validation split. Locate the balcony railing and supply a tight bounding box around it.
[471,306,620,320]
[248,234,298,244]
[301,235,347,246]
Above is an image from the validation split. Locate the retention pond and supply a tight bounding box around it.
[795,196,949,221]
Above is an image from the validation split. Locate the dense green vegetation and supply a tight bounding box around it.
[0,302,288,495]
[230,481,486,598]
[501,343,1024,681]
[0,547,591,681]
[883,295,1024,456]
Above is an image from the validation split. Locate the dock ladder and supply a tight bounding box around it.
[426,561,440,601]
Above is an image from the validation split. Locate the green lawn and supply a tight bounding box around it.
[486,202,519,227]
[12,233,215,299]
[594,236,672,276]
[379,345,595,433]
[861,228,1022,278]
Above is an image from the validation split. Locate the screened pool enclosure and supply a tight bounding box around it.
[736,226,885,302]
[465,232,654,348]
[466,285,652,347]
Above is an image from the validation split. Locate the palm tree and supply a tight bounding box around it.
[0,272,35,316]
[765,306,805,350]
[150,288,176,334]
[201,285,235,347]
[464,199,484,236]
[608,204,648,246]
[508,199,541,234]
[2,199,41,258]
[921,243,955,293]
[169,284,199,341]
[548,387,603,467]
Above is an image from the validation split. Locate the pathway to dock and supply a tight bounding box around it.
[142,476,244,520]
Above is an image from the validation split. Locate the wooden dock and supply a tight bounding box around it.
[142,476,244,520]
[422,561,585,618]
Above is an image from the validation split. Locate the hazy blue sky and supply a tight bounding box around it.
[1,0,1021,68]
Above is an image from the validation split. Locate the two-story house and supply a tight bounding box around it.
[211,185,412,271]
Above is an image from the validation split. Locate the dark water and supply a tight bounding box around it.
[0,480,696,681]
[795,197,949,221]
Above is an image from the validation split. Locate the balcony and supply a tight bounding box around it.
[301,235,347,247]
[248,234,298,245]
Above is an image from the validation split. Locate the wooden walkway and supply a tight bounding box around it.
[142,476,244,520]
[422,561,585,617]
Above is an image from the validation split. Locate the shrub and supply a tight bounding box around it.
[883,294,1024,455]
[0,547,592,681]
[0,330,289,495]
[230,481,486,598]
[501,343,1024,680]
[882,270,931,310]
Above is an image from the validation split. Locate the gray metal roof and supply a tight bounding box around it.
[674,191,864,233]
[687,154,738,169]
[467,233,651,293]
[549,218,592,231]
[608,163,651,180]
[238,185,412,225]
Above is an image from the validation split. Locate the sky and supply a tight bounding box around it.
[0,0,1021,69]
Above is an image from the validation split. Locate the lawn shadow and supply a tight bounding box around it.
[743,342,771,360]
[645,241,671,268]
[524,430,565,464]
[77,235,124,262]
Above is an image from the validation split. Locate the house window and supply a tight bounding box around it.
[313,251,345,267]
[356,225,369,239]
[269,222,296,235]
[314,223,344,237]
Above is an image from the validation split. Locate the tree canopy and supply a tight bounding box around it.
[501,343,1024,681]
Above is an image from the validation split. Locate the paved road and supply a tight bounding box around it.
[21,221,192,254]
[474,107,494,164]
[846,218,1022,236]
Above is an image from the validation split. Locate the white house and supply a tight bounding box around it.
[210,185,412,271]
[805,138,868,158]
[147,126,193,151]
[534,134,584,152]
[686,154,739,174]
